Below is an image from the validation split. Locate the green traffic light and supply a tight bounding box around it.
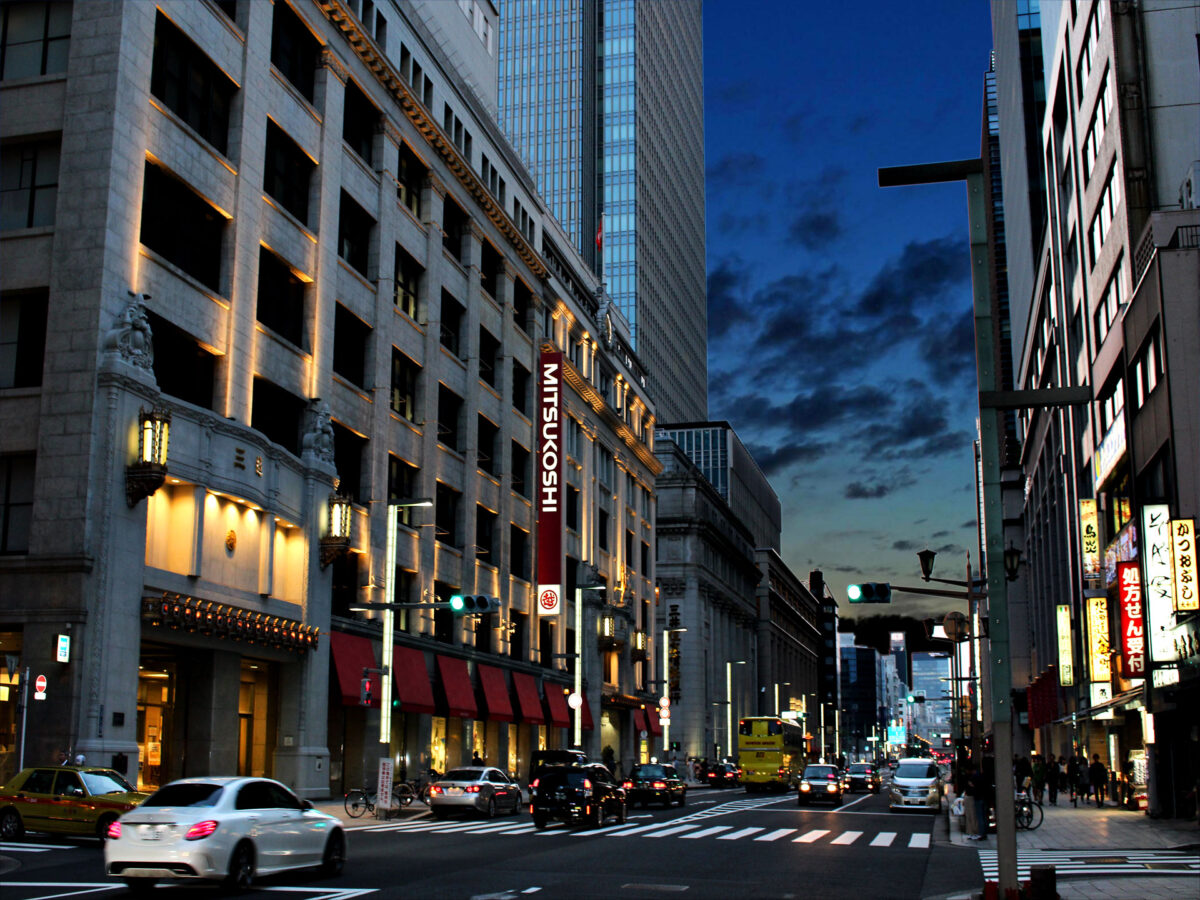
[449,594,465,612]
[847,584,863,602]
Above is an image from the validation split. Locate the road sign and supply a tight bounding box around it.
[35,673,47,700]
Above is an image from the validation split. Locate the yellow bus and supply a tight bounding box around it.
[737,717,806,792]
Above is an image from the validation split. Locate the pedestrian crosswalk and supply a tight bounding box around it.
[0,841,77,854]
[976,848,1200,880]
[355,817,934,849]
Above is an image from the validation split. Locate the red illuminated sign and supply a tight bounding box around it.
[1117,561,1145,679]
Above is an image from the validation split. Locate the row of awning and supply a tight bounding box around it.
[329,631,592,729]
[633,706,663,738]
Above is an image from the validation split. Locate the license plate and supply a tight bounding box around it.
[446,787,462,796]
[142,825,166,841]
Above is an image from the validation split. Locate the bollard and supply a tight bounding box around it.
[1029,864,1056,899]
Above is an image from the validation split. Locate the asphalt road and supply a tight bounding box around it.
[0,786,984,900]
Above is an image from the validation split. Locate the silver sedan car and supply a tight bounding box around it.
[427,766,522,819]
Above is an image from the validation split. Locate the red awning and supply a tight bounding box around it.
[581,693,594,731]
[512,672,545,724]
[646,707,662,736]
[544,685,570,728]
[633,708,647,736]
[329,631,379,707]
[437,655,477,719]
[477,664,514,722]
[393,645,435,714]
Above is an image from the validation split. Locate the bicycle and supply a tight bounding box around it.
[1014,790,1043,830]
[344,784,410,819]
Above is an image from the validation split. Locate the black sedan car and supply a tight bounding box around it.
[797,764,843,806]
[623,763,686,808]
[845,762,882,793]
[706,763,740,789]
[531,763,627,830]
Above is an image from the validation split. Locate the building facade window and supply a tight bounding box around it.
[394,245,421,318]
[333,303,370,388]
[256,246,306,348]
[437,385,463,452]
[0,453,34,554]
[440,291,464,357]
[511,441,530,498]
[151,13,236,156]
[338,190,374,278]
[476,414,498,476]
[397,142,425,217]
[141,160,225,292]
[387,454,421,527]
[0,289,47,388]
[510,524,529,581]
[0,1,70,80]
[1092,255,1125,347]
[390,348,419,422]
[251,376,305,457]
[478,326,499,388]
[0,138,59,230]
[270,0,318,102]
[511,360,530,416]
[148,311,216,411]
[597,508,610,552]
[435,482,461,548]
[1132,331,1162,410]
[342,79,378,166]
[1088,167,1120,269]
[264,121,314,225]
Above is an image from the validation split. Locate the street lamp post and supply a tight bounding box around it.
[661,627,687,755]
[726,660,746,758]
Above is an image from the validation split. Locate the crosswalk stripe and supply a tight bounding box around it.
[795,829,830,843]
[459,822,540,834]
[870,832,896,847]
[501,825,540,835]
[908,833,931,848]
[755,829,797,842]
[644,824,703,838]
[604,822,670,837]
[680,826,732,839]
[831,831,862,845]
[569,823,632,836]
[0,842,74,851]
[718,827,764,841]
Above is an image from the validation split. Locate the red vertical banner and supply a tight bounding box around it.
[536,349,563,616]
[1117,561,1145,679]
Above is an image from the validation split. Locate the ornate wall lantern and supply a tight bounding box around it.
[632,629,648,661]
[320,492,353,568]
[126,407,171,506]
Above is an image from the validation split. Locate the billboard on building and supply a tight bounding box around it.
[1141,504,1176,662]
[1056,604,1074,685]
[1171,518,1197,612]
[536,349,563,616]
[1116,561,1145,679]
[1080,499,1101,580]
[1086,595,1112,682]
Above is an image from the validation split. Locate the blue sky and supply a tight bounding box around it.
[702,1,996,619]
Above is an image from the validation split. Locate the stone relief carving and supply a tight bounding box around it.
[102,292,154,370]
[301,399,336,466]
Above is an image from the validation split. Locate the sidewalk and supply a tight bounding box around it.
[940,788,1199,900]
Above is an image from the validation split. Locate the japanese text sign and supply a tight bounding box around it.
[1141,504,1176,661]
[1116,562,1145,679]
[1171,518,1197,612]
[1080,499,1101,580]
[1087,595,1112,682]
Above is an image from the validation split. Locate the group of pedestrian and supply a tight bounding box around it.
[1057,750,1110,806]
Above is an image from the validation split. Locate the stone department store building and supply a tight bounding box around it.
[0,0,664,797]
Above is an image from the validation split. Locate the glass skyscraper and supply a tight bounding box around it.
[497,0,707,424]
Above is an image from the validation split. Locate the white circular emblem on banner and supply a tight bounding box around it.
[539,587,560,614]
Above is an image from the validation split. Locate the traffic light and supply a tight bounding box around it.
[846,582,891,603]
[360,677,372,706]
[448,594,500,615]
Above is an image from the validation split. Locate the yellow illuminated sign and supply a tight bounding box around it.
[1171,518,1197,612]
[1080,499,1100,580]
[1087,595,1112,682]
[1056,605,1074,686]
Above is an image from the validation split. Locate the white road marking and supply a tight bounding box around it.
[718,827,764,841]
[754,828,797,842]
[870,832,896,847]
[643,823,703,838]
[908,833,931,848]
[794,829,830,843]
[831,831,862,845]
[680,825,732,839]
[605,822,678,837]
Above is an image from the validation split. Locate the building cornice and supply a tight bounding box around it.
[562,359,662,477]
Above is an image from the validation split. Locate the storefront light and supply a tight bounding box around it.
[126,406,172,506]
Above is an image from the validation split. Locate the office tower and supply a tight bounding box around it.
[498,0,708,423]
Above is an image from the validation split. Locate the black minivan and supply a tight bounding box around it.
[530,762,627,830]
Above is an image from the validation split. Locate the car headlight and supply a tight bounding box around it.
[826,784,837,792]
[800,783,811,792]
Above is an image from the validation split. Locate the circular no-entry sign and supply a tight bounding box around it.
[35,674,47,692]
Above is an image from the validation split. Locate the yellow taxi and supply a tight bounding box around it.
[0,766,149,840]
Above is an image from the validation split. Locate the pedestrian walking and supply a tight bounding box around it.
[471,752,484,767]
[1075,753,1091,805]
[1067,754,1080,806]
[1031,755,1045,804]
[1047,756,1059,806]
[1089,754,1108,807]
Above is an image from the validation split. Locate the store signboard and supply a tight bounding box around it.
[1170,518,1197,612]
[535,349,563,616]
[1056,604,1074,685]
[1089,682,1115,720]
[1141,504,1176,662]
[1086,595,1112,682]
[1092,409,1126,492]
[1080,499,1101,580]
[1116,562,1145,679]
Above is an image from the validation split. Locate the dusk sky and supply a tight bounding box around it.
[702,1,996,621]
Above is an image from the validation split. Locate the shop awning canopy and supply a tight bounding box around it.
[393,645,436,714]
[544,684,570,728]
[633,708,647,736]
[1052,687,1143,724]
[581,693,594,731]
[477,664,514,722]
[512,672,545,724]
[645,707,662,736]
[437,654,477,719]
[329,631,379,708]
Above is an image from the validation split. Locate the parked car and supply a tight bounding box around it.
[797,764,843,806]
[888,757,942,813]
[526,749,587,786]
[623,763,686,808]
[428,767,522,819]
[705,763,740,789]
[845,763,882,794]
[0,766,149,841]
[530,762,626,830]
[104,776,345,894]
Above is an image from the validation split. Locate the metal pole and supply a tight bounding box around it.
[380,505,397,747]
[18,666,29,770]
[573,586,583,749]
[662,630,670,756]
[725,662,733,759]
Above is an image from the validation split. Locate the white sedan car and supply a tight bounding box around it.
[104,776,345,893]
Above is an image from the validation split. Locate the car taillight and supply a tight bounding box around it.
[185,820,219,840]
[582,778,592,790]
[429,785,443,796]
[623,781,632,789]
[531,778,539,789]
[653,781,667,790]
[107,821,122,839]
[465,785,480,793]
